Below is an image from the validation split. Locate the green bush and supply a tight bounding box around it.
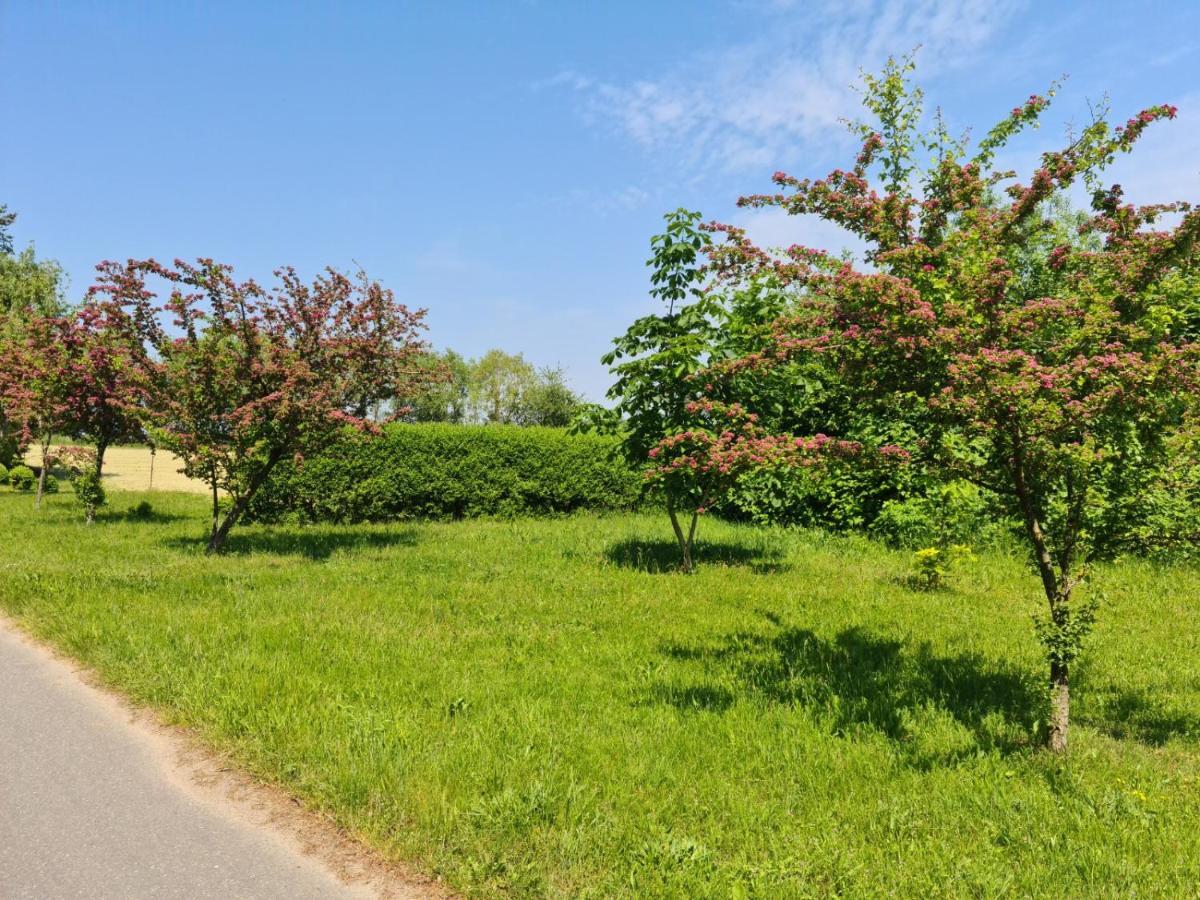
[0,462,8,486]
[43,473,59,494]
[8,465,35,491]
[871,480,1000,549]
[71,469,106,523]
[245,423,642,524]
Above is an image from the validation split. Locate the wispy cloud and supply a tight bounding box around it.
[556,0,1024,173]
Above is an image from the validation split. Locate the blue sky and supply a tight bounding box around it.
[3,1,1199,399]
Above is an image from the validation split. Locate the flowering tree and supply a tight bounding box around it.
[646,397,866,571]
[0,312,76,508]
[67,290,158,476]
[93,258,431,553]
[705,58,1200,751]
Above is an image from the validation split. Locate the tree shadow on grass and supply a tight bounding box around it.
[652,611,1044,765]
[605,538,788,574]
[1077,684,1200,746]
[164,526,419,561]
[97,507,190,525]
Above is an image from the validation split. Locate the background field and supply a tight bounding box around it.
[2,490,1199,897]
[25,445,209,494]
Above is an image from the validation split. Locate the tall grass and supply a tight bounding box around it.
[2,490,1199,897]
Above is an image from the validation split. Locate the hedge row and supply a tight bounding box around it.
[245,423,642,523]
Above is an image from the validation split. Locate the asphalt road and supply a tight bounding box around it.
[0,620,378,900]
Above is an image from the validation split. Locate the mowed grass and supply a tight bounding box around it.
[2,490,1200,897]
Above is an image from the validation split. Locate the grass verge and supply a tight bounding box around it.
[2,490,1199,896]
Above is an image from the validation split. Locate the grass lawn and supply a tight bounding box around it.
[2,489,1199,897]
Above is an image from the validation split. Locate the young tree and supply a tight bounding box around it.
[705,58,1200,750]
[601,209,718,562]
[0,205,67,465]
[65,291,158,476]
[0,312,76,508]
[645,397,868,571]
[94,258,431,553]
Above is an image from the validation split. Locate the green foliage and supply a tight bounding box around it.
[246,423,641,523]
[516,366,580,427]
[468,348,539,424]
[42,473,58,494]
[403,349,582,426]
[602,209,716,467]
[70,468,105,521]
[1034,594,1101,668]
[871,480,1000,550]
[4,492,1200,897]
[911,544,975,590]
[0,462,7,484]
[8,464,34,491]
[0,247,67,320]
[401,348,471,423]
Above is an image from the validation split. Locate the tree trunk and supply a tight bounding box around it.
[667,503,694,574]
[95,441,108,479]
[148,447,156,490]
[205,452,283,554]
[210,477,220,545]
[35,434,52,510]
[1048,661,1069,753]
[1010,441,1073,753]
[85,505,96,526]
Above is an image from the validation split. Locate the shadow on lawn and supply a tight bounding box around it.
[653,611,1044,763]
[165,526,419,561]
[1077,684,1200,746]
[605,538,788,574]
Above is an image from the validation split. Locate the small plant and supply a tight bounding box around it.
[127,499,154,520]
[9,465,35,491]
[43,473,59,494]
[71,469,106,524]
[911,544,974,590]
[0,462,7,485]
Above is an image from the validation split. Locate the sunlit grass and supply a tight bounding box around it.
[2,489,1199,897]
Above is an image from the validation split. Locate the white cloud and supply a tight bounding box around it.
[559,0,1025,173]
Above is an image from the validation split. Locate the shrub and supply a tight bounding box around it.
[911,544,975,590]
[43,474,58,494]
[71,470,106,523]
[128,500,154,520]
[245,423,642,524]
[8,465,35,491]
[0,462,8,485]
[871,480,1000,550]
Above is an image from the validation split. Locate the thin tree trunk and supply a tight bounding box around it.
[667,502,694,574]
[206,452,283,554]
[94,440,108,479]
[148,447,155,491]
[1048,661,1069,753]
[35,433,52,510]
[210,476,220,545]
[85,505,96,526]
[1010,440,1072,753]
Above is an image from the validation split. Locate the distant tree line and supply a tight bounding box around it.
[402,348,583,427]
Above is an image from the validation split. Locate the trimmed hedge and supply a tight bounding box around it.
[246,423,642,523]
